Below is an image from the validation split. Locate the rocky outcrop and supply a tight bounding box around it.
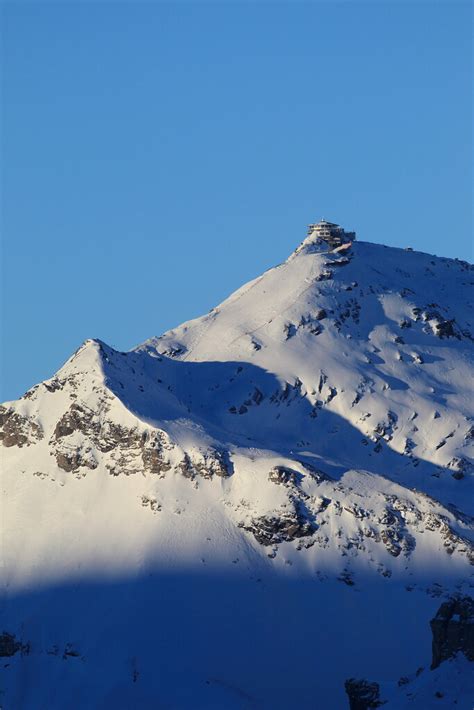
[239,504,315,546]
[430,595,474,669]
[239,514,315,546]
[0,632,28,657]
[140,494,161,513]
[4,387,231,480]
[51,401,174,476]
[234,466,474,569]
[176,448,230,479]
[192,448,230,479]
[344,679,384,709]
[268,465,299,486]
[55,449,98,473]
[0,406,43,447]
[434,319,457,339]
[54,403,90,439]
[447,456,472,480]
[53,403,146,455]
[344,596,474,706]
[420,511,474,564]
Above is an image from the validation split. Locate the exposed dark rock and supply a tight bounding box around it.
[0,406,43,448]
[430,595,474,669]
[464,426,474,441]
[177,453,195,478]
[338,569,355,586]
[52,402,175,475]
[192,448,231,479]
[374,500,419,558]
[298,314,324,336]
[447,457,472,480]
[44,378,64,393]
[20,384,40,400]
[240,506,315,546]
[0,632,22,657]
[268,466,299,486]
[344,678,384,709]
[270,380,304,406]
[63,643,81,659]
[160,345,186,358]
[53,400,230,479]
[343,504,369,520]
[56,450,98,473]
[434,319,457,339]
[334,298,361,327]
[0,632,28,657]
[380,529,402,557]
[141,444,172,476]
[54,403,94,439]
[318,372,327,393]
[141,495,161,513]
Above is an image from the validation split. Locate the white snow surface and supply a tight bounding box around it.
[1,236,473,708]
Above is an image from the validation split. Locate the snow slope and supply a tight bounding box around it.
[1,232,473,708]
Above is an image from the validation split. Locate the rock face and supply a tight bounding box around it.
[239,507,316,546]
[0,406,43,447]
[344,595,474,707]
[430,595,474,669]
[344,679,383,709]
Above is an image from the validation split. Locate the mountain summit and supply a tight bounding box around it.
[2,227,473,708]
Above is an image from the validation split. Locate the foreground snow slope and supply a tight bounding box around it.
[1,233,473,708]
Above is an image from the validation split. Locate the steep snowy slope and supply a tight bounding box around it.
[1,232,473,709]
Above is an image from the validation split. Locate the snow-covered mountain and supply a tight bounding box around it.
[1,229,473,708]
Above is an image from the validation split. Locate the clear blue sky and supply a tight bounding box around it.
[2,1,472,401]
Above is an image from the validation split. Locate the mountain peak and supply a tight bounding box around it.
[1,222,473,709]
[292,217,356,257]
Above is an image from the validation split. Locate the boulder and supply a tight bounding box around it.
[344,679,384,709]
[430,595,474,669]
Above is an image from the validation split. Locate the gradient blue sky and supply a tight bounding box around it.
[2,1,472,400]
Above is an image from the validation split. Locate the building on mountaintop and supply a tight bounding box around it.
[307,219,356,248]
